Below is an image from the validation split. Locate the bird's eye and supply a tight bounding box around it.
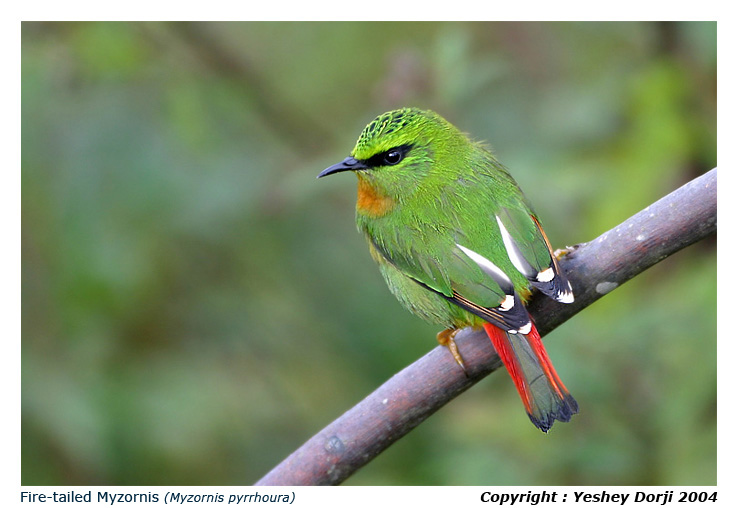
[364,144,412,168]
[383,150,403,165]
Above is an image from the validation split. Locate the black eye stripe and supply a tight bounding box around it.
[364,144,413,168]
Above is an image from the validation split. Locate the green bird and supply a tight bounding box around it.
[318,108,577,432]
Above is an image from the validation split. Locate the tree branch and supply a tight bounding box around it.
[256,168,717,486]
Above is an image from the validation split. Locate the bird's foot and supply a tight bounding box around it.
[437,328,468,375]
[553,243,583,260]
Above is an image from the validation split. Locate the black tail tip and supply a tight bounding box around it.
[529,394,579,433]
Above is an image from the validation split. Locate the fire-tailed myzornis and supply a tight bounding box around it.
[318,108,577,432]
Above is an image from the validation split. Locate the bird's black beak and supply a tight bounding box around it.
[317,157,368,178]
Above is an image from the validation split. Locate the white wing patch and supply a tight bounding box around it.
[557,282,575,303]
[495,215,533,277]
[516,322,532,335]
[456,244,513,288]
[499,294,515,311]
[536,267,554,282]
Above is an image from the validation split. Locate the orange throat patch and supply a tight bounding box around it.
[356,176,395,217]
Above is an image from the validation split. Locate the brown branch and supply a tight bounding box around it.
[256,168,717,486]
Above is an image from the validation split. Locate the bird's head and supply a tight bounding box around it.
[318,108,468,205]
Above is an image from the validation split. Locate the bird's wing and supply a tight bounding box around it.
[367,204,572,334]
[494,205,574,304]
[367,223,533,334]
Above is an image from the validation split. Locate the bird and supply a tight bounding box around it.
[318,107,577,432]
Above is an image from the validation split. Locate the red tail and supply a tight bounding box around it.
[483,322,578,432]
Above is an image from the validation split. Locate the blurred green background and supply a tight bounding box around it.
[22,22,716,486]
